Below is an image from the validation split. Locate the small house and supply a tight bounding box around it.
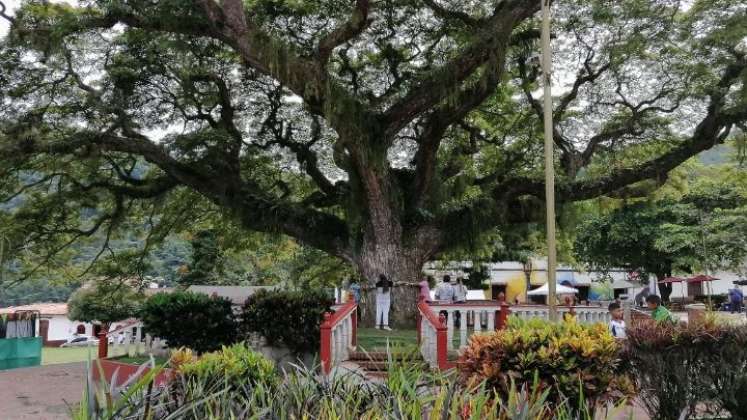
[0,303,96,347]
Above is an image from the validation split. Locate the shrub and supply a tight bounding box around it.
[623,315,747,420]
[239,289,333,355]
[139,291,237,354]
[458,317,634,411]
[75,352,628,420]
[175,343,277,389]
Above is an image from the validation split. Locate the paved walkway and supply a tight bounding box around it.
[0,362,85,420]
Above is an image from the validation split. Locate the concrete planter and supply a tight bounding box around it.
[93,358,171,387]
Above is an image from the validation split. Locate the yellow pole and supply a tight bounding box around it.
[541,0,558,321]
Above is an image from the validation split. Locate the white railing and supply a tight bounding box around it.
[427,301,501,350]
[423,302,612,352]
[107,321,168,358]
[320,300,357,375]
[417,300,448,370]
[511,305,611,325]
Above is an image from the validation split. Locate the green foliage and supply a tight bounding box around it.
[458,317,634,411]
[74,350,627,420]
[179,229,223,287]
[0,277,80,307]
[575,180,747,282]
[239,289,333,355]
[174,343,278,390]
[623,316,747,420]
[139,291,237,354]
[574,201,677,280]
[2,0,745,289]
[67,279,144,325]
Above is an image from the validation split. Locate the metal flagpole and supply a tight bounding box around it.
[541,0,558,321]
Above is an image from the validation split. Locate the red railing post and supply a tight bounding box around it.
[320,312,332,375]
[497,301,510,330]
[436,313,448,370]
[97,330,108,359]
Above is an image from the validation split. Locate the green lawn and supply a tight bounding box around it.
[42,347,168,366]
[357,328,417,351]
[110,355,169,365]
[42,346,96,365]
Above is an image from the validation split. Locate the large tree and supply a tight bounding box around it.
[1,0,746,295]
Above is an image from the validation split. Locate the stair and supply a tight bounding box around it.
[346,350,426,379]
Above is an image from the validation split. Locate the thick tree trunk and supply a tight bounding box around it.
[351,223,441,329]
[353,241,425,329]
[343,146,442,329]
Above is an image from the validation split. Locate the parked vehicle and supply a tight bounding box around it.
[60,336,99,347]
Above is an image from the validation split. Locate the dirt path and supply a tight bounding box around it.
[0,362,85,419]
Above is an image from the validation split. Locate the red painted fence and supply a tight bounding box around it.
[320,297,357,375]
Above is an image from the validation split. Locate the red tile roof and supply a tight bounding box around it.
[0,303,68,316]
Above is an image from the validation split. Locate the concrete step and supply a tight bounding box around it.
[348,351,421,361]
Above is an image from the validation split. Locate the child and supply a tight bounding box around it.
[646,295,676,323]
[608,302,626,339]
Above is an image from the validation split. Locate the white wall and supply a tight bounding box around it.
[667,271,742,297]
[45,315,94,341]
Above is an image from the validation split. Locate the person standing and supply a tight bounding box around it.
[434,275,455,325]
[729,288,743,313]
[375,274,393,331]
[453,277,468,328]
[453,278,467,303]
[434,275,455,302]
[608,302,626,339]
[418,276,432,303]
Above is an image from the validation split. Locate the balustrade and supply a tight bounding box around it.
[421,302,612,356]
[104,321,168,359]
[320,299,357,375]
[427,301,502,350]
[417,300,448,370]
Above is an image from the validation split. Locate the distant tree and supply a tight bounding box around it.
[575,184,747,302]
[0,278,80,307]
[67,279,144,328]
[575,203,679,302]
[179,229,223,287]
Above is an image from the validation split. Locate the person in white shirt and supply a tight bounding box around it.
[375,274,393,330]
[608,302,626,339]
[453,278,467,303]
[434,275,454,302]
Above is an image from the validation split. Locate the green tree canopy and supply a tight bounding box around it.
[1,0,745,300]
[67,278,145,326]
[574,181,747,301]
[179,229,224,287]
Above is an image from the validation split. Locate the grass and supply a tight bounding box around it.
[41,346,167,366]
[357,328,417,350]
[110,355,169,365]
[42,346,95,365]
